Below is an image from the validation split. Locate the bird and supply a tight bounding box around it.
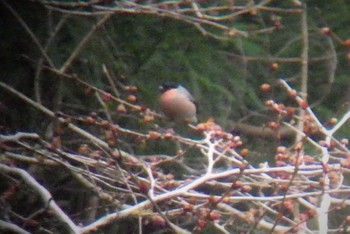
[159,82,197,123]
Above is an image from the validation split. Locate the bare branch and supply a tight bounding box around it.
[0,164,81,233]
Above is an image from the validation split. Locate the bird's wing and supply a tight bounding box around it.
[178,85,195,102]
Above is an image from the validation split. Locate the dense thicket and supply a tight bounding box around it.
[1,1,350,233]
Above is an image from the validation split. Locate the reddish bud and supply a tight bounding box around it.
[304,155,315,164]
[239,162,249,170]
[54,127,64,136]
[78,144,90,155]
[341,156,350,168]
[307,209,316,218]
[329,117,337,125]
[346,53,350,61]
[25,219,39,227]
[90,112,98,120]
[143,115,154,123]
[126,86,138,92]
[270,63,279,71]
[319,178,325,186]
[162,133,173,139]
[63,117,72,124]
[195,123,206,131]
[50,137,61,150]
[188,197,198,204]
[232,181,242,189]
[299,213,309,222]
[319,140,328,147]
[275,153,288,161]
[176,150,184,156]
[328,171,340,185]
[89,151,102,159]
[138,181,149,194]
[275,160,286,166]
[274,21,282,29]
[346,216,350,223]
[85,86,96,95]
[294,142,303,151]
[148,131,161,139]
[241,185,252,193]
[277,212,284,220]
[127,95,137,103]
[165,174,174,180]
[85,116,95,124]
[344,39,350,47]
[260,83,271,92]
[209,211,221,220]
[228,29,237,37]
[283,199,294,212]
[148,157,158,163]
[278,184,288,192]
[298,100,308,109]
[197,219,207,228]
[107,139,116,147]
[249,208,258,216]
[276,146,287,154]
[183,204,194,212]
[276,103,285,112]
[101,92,112,101]
[140,105,148,111]
[265,99,274,107]
[288,89,298,98]
[167,128,176,134]
[1,184,18,201]
[320,27,331,35]
[116,104,127,113]
[150,215,166,227]
[162,180,181,190]
[268,121,279,130]
[286,107,295,115]
[291,0,302,7]
[100,120,109,127]
[208,196,219,204]
[240,148,249,157]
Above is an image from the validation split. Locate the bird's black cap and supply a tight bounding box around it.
[159,82,180,93]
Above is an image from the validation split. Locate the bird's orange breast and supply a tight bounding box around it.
[160,89,197,122]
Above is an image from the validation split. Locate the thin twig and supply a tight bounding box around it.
[60,13,113,73]
[295,3,309,144]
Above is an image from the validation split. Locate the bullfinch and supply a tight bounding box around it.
[159,82,198,123]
